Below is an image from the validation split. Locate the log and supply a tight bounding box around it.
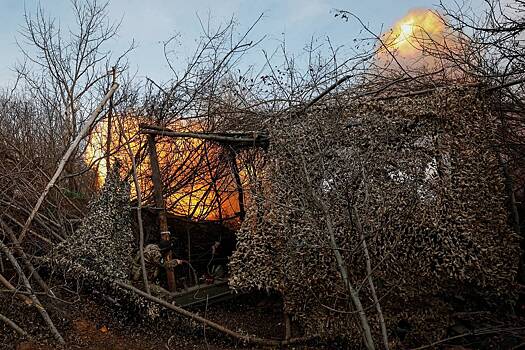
[115,280,316,347]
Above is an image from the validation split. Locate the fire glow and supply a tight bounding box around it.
[379,9,449,68]
[85,116,242,222]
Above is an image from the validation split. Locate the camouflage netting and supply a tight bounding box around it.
[47,164,134,281]
[229,87,521,347]
[46,166,173,318]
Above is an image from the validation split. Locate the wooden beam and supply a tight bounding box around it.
[139,124,269,150]
[147,135,176,292]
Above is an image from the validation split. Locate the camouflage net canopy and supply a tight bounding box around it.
[229,87,520,346]
[47,165,134,282]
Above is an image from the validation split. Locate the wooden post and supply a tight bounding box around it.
[227,147,245,221]
[186,227,190,268]
[147,134,176,292]
[105,66,116,176]
[284,313,292,340]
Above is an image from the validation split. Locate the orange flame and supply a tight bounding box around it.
[378,9,453,70]
[85,115,242,222]
[385,10,445,55]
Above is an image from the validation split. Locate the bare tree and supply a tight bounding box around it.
[16,0,131,142]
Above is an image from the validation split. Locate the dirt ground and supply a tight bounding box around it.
[1,291,333,350]
[3,287,525,349]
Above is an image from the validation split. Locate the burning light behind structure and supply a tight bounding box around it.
[84,116,243,222]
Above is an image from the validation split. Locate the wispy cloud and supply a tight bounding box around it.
[286,0,331,24]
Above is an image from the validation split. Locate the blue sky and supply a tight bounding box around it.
[0,0,484,86]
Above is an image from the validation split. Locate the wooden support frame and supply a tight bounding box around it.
[140,123,268,224]
[142,124,269,290]
[147,134,176,292]
[139,124,270,151]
